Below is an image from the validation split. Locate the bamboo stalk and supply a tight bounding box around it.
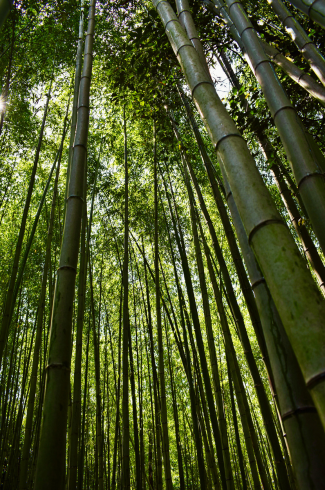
[286,0,325,30]
[268,0,325,86]
[152,0,325,430]
[33,1,95,487]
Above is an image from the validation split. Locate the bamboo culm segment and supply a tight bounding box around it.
[285,0,325,32]
[65,0,85,207]
[154,124,174,490]
[33,1,95,488]
[205,0,325,106]
[222,0,325,257]
[207,0,325,246]
[267,0,325,86]
[261,40,325,106]
[214,46,325,291]
[152,0,325,429]
[122,104,130,490]
[222,171,325,490]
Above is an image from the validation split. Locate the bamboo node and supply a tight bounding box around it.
[73,143,88,151]
[46,363,70,372]
[307,0,319,15]
[215,132,243,150]
[272,104,295,121]
[297,171,323,190]
[66,194,84,203]
[191,80,214,97]
[282,14,294,25]
[307,370,325,390]
[281,406,316,421]
[178,8,191,16]
[251,277,265,289]
[248,219,285,245]
[176,41,195,56]
[57,265,77,273]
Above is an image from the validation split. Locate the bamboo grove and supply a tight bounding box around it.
[0,0,325,488]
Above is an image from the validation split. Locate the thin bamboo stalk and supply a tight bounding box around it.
[0,81,53,369]
[122,104,130,490]
[154,122,174,490]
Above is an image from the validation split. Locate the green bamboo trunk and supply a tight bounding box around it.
[154,124,174,490]
[0,82,52,369]
[33,1,95,487]
[286,0,325,29]
[222,0,325,255]
[267,0,325,86]
[152,0,325,430]
[222,173,325,490]
[19,140,62,490]
[122,105,130,490]
[261,40,325,106]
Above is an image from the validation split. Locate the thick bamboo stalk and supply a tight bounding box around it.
[261,40,325,106]
[223,173,325,490]
[286,0,325,30]
[33,1,95,487]
[216,46,325,292]
[152,0,325,430]
[176,0,211,78]
[222,0,325,255]
[268,0,325,85]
